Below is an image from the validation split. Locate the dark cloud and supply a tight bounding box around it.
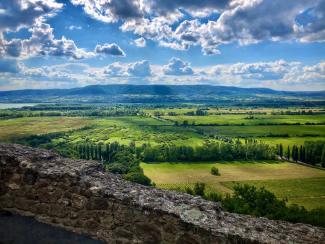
[95,43,126,57]
[71,0,143,23]
[2,38,22,57]
[146,0,230,15]
[180,33,198,42]
[0,0,62,32]
[297,0,325,42]
[106,0,142,19]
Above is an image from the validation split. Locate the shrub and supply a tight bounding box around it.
[211,166,220,176]
[185,187,194,195]
[106,163,129,174]
[193,182,205,196]
[221,184,325,227]
[123,172,152,186]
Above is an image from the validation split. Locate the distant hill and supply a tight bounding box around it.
[0,84,324,105]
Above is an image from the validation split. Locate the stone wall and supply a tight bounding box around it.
[0,143,324,244]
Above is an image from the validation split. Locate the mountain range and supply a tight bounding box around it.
[0,85,324,105]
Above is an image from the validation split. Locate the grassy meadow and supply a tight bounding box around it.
[141,161,325,209]
[163,114,325,125]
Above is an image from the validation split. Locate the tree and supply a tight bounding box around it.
[321,145,325,168]
[94,144,97,159]
[292,145,298,162]
[211,166,220,176]
[90,144,94,159]
[287,146,290,160]
[278,144,283,158]
[86,144,90,160]
[98,144,102,161]
[299,146,305,162]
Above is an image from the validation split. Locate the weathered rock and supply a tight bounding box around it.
[0,143,324,243]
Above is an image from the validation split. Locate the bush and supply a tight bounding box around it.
[185,187,194,195]
[222,184,286,218]
[193,182,205,196]
[123,172,152,186]
[106,163,129,174]
[185,182,325,227]
[221,184,325,227]
[211,166,220,176]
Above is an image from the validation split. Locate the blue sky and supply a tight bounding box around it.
[0,0,324,90]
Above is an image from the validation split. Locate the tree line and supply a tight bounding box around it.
[277,141,325,167]
[74,142,152,186]
[141,139,275,162]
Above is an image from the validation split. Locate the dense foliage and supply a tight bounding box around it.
[143,139,275,162]
[16,135,152,186]
[0,104,141,119]
[277,141,325,167]
[75,142,152,186]
[185,183,325,228]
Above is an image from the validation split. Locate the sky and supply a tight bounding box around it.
[0,0,324,91]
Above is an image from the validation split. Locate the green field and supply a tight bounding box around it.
[163,114,325,125]
[141,161,325,209]
[1,113,324,148]
[223,178,325,209]
[259,137,325,147]
[0,116,208,147]
[197,125,325,137]
[64,117,205,146]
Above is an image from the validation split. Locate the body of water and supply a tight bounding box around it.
[0,103,38,109]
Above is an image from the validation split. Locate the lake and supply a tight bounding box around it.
[0,103,38,109]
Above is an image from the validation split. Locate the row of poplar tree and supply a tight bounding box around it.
[74,139,276,163]
[74,140,325,167]
[277,141,325,167]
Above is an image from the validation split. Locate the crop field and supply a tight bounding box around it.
[0,117,90,141]
[259,137,325,147]
[141,161,325,209]
[163,114,325,125]
[196,125,325,137]
[60,116,205,146]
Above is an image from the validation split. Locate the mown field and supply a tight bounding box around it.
[0,117,90,141]
[141,161,325,209]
